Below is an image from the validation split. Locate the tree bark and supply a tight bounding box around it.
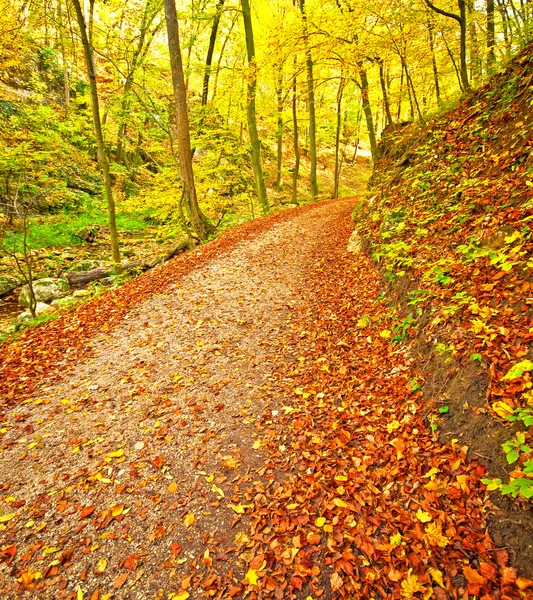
[202,0,225,106]
[487,0,496,75]
[241,0,269,214]
[72,0,121,268]
[424,0,470,91]
[275,65,284,190]
[333,76,345,199]
[358,66,377,162]
[292,57,300,204]
[426,15,442,105]
[164,0,213,240]
[299,0,318,200]
[378,60,394,128]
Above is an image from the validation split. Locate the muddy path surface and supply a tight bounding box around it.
[0,199,530,600]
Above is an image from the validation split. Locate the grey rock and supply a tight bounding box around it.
[0,275,21,296]
[18,278,70,307]
[18,302,54,319]
[347,230,364,253]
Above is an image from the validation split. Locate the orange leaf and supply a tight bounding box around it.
[113,573,128,588]
[80,505,95,518]
[463,566,487,586]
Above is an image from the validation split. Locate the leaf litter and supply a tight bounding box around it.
[0,199,531,599]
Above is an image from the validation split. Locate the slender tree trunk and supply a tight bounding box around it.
[211,13,236,103]
[427,16,442,105]
[57,0,70,117]
[164,0,213,239]
[487,0,496,74]
[358,67,377,161]
[202,0,225,106]
[292,57,300,204]
[378,60,394,128]
[275,66,284,190]
[424,0,470,91]
[496,0,512,57]
[397,66,404,120]
[442,30,464,90]
[72,0,121,268]
[241,0,269,214]
[467,0,481,84]
[299,0,318,200]
[333,76,345,199]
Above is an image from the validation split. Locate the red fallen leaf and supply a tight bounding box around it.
[170,542,182,556]
[495,549,509,567]
[90,591,99,600]
[0,544,16,565]
[124,554,139,570]
[229,586,243,597]
[80,505,95,518]
[80,567,88,581]
[463,566,488,586]
[151,455,164,469]
[479,561,497,580]
[43,564,59,578]
[214,403,225,411]
[113,573,128,588]
[501,567,517,585]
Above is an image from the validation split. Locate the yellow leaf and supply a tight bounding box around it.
[380,329,391,339]
[169,592,190,600]
[205,474,214,483]
[168,481,178,493]
[333,498,349,508]
[184,512,196,528]
[42,547,61,556]
[387,420,400,433]
[96,558,107,573]
[422,467,439,479]
[416,509,432,523]
[401,569,425,597]
[111,505,124,517]
[211,484,225,498]
[252,440,261,450]
[108,449,124,458]
[315,517,326,527]
[245,568,258,585]
[492,401,514,419]
[0,514,16,523]
[286,503,299,510]
[429,567,445,588]
[229,504,250,514]
[27,442,38,450]
[423,522,449,548]
[77,585,84,600]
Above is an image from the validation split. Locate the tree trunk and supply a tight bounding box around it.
[378,60,394,128]
[72,0,121,268]
[202,0,225,106]
[292,57,300,204]
[164,0,213,240]
[487,0,496,75]
[427,16,442,105]
[275,66,284,190]
[333,76,345,199]
[424,0,470,91]
[57,0,70,117]
[299,0,318,200]
[358,66,377,162]
[241,0,269,214]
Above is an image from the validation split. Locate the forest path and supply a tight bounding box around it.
[0,199,524,599]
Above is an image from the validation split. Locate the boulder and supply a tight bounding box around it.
[18,302,54,320]
[347,230,364,253]
[18,278,70,307]
[0,275,21,296]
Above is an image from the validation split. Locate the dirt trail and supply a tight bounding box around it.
[0,199,354,599]
[0,198,530,600]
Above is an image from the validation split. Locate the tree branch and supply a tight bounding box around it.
[423,0,461,24]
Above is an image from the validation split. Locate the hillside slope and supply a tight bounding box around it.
[354,41,533,566]
[355,42,533,570]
